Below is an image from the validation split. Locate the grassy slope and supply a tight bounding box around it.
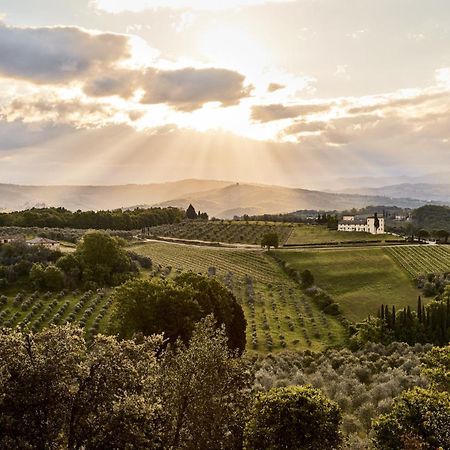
[274,247,419,322]
[286,224,397,245]
[133,241,346,352]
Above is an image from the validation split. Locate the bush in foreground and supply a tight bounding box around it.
[373,387,450,450]
[244,385,342,450]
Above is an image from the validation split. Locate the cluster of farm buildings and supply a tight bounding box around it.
[0,236,60,249]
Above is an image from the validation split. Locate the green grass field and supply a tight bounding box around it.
[274,247,419,322]
[286,224,397,245]
[133,241,346,352]
[385,245,450,277]
[146,220,293,245]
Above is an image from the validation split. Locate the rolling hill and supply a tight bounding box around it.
[0,179,431,217]
[156,182,431,218]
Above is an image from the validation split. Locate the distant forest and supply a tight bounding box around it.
[413,205,450,232]
[0,207,185,231]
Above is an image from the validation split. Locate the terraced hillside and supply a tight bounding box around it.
[133,241,346,352]
[275,247,419,322]
[385,245,450,277]
[146,221,293,245]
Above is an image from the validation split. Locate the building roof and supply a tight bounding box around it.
[26,237,59,244]
[339,219,367,225]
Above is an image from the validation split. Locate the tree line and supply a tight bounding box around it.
[0,206,184,231]
[351,292,450,347]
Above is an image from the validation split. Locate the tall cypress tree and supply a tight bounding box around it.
[417,296,422,323]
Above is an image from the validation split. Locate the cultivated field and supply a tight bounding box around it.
[275,247,419,321]
[0,288,113,339]
[385,245,450,277]
[133,241,346,352]
[146,221,293,245]
[285,224,398,245]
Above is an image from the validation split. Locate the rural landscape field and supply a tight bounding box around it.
[1,1,450,449]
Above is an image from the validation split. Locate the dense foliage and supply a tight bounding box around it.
[0,319,251,450]
[0,241,62,288]
[261,232,279,250]
[252,343,430,448]
[0,206,184,230]
[413,205,450,233]
[373,387,450,449]
[110,273,246,353]
[244,385,342,450]
[351,292,450,347]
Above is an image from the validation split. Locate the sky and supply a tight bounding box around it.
[0,0,450,188]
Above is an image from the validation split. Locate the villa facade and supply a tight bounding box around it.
[338,214,385,235]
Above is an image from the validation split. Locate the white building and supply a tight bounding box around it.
[338,214,385,235]
[26,237,60,250]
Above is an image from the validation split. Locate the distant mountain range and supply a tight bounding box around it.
[341,183,450,203]
[0,179,438,219]
[333,172,450,190]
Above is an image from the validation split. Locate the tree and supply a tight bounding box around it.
[436,229,450,244]
[43,265,65,291]
[110,274,246,354]
[160,316,252,450]
[0,325,165,449]
[301,269,315,288]
[261,233,279,250]
[73,231,136,286]
[417,229,430,242]
[373,387,450,450]
[186,204,197,220]
[421,345,450,392]
[374,212,380,232]
[244,386,342,450]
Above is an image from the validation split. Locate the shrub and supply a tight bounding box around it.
[373,387,450,450]
[244,385,342,450]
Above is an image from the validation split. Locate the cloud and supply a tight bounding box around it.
[347,91,448,115]
[91,0,294,13]
[0,119,73,151]
[3,96,122,126]
[0,23,130,84]
[283,121,327,135]
[267,83,285,93]
[83,69,142,98]
[0,23,251,111]
[141,67,252,111]
[251,103,332,122]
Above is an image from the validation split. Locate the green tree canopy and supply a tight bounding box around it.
[373,387,450,450]
[244,385,342,450]
[56,231,137,287]
[0,325,165,449]
[261,232,279,250]
[110,273,246,353]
